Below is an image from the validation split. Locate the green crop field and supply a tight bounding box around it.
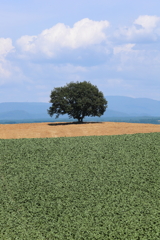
[0,132,160,239]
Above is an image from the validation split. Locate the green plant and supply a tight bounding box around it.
[0,132,160,239]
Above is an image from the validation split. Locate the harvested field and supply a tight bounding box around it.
[0,121,160,139]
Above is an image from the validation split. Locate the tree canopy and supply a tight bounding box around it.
[48,81,108,122]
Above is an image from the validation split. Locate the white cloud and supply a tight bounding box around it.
[0,38,15,80]
[0,62,11,79]
[134,15,160,30]
[113,44,135,54]
[0,38,30,85]
[0,38,14,59]
[115,15,160,42]
[51,64,87,73]
[105,78,133,89]
[106,78,123,87]
[16,18,110,58]
[16,35,37,53]
[0,59,26,86]
[113,43,141,71]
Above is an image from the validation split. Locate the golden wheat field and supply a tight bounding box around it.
[0,121,160,139]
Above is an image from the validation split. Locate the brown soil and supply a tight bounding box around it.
[0,121,160,139]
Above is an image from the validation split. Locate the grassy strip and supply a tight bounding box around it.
[0,132,160,239]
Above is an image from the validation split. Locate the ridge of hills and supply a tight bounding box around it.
[0,96,159,121]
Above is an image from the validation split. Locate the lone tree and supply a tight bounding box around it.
[48,81,108,123]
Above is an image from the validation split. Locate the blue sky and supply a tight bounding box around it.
[0,0,160,102]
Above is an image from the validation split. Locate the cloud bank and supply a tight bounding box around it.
[0,38,15,79]
[0,38,14,58]
[115,15,160,42]
[1,16,160,101]
[16,18,110,58]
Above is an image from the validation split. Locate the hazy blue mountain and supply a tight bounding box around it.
[103,109,130,117]
[0,102,52,115]
[0,96,159,121]
[0,110,52,120]
[0,108,129,120]
[0,110,33,119]
[105,96,160,117]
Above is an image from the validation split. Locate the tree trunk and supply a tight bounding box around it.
[78,117,83,123]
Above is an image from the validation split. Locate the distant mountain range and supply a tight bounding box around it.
[0,96,159,121]
[106,96,160,117]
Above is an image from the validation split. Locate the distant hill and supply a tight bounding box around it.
[0,102,52,115]
[0,96,159,121]
[105,96,160,117]
[0,108,129,120]
[0,110,33,120]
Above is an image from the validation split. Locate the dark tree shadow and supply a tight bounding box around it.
[48,121,103,126]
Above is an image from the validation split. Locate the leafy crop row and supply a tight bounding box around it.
[0,132,160,239]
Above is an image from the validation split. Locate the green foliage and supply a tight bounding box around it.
[0,132,160,239]
[48,81,108,122]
